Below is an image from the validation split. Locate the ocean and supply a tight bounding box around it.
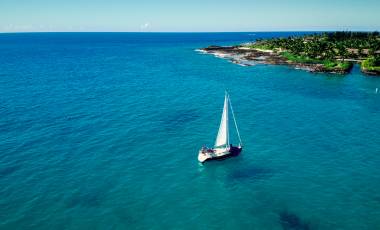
[0,32,380,229]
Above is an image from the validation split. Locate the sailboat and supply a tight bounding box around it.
[198,92,243,163]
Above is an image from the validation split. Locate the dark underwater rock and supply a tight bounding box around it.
[279,210,311,230]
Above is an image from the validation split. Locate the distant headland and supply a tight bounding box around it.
[199,31,380,76]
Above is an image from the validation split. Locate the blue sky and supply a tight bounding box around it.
[1,0,379,32]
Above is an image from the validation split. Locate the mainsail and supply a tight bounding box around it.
[215,94,229,148]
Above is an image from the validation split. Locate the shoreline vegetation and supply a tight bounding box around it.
[199,32,380,76]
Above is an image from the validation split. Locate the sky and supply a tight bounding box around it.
[1,0,380,32]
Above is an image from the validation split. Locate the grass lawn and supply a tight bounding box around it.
[280,52,353,70]
[362,57,380,71]
[280,52,319,64]
[246,44,274,50]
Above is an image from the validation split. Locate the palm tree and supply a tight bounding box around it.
[337,44,348,61]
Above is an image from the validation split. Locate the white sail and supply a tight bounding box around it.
[215,94,229,148]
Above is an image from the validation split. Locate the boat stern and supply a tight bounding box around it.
[229,145,242,156]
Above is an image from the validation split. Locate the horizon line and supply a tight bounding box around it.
[1,29,379,34]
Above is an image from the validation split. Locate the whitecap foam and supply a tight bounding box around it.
[194,49,207,54]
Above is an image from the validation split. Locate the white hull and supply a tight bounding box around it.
[198,148,230,163]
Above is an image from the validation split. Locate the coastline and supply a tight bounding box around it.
[198,45,356,74]
[198,32,380,76]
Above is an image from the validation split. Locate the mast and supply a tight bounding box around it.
[226,92,230,146]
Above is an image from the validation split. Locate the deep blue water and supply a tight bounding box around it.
[1,32,380,230]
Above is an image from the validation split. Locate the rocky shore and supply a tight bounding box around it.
[361,67,380,75]
[199,45,353,74]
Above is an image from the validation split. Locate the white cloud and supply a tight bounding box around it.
[140,22,150,30]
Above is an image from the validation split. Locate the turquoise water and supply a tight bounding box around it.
[1,33,380,229]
